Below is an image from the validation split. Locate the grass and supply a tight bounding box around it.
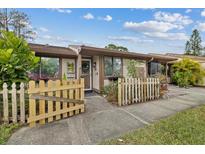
[102,105,205,145]
[0,123,20,145]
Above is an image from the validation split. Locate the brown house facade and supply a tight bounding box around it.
[29,43,177,92]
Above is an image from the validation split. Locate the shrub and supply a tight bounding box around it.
[102,81,118,102]
[171,58,205,87]
[0,31,40,88]
[127,60,143,78]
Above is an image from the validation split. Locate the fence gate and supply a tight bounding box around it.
[27,78,85,127]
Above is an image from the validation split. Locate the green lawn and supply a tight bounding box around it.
[102,105,205,145]
[0,123,20,144]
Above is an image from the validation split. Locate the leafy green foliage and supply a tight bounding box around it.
[102,105,205,145]
[102,81,118,102]
[171,58,205,87]
[0,31,40,88]
[185,29,203,56]
[105,44,128,52]
[127,60,142,78]
[0,123,20,144]
[40,58,59,78]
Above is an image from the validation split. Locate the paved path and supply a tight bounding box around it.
[7,85,205,145]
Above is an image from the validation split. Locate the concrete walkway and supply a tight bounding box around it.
[7,85,205,145]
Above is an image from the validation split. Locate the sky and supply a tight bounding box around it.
[16,8,205,54]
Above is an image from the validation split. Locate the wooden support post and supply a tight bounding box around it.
[77,54,82,79]
[80,78,85,112]
[165,63,168,83]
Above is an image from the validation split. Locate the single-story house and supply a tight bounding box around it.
[29,43,177,92]
[149,53,205,85]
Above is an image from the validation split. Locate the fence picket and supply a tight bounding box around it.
[69,80,74,116]
[117,77,160,106]
[55,80,61,120]
[131,78,134,104]
[20,83,25,123]
[29,81,36,127]
[3,83,9,123]
[122,78,124,106]
[47,80,54,123]
[62,80,68,118]
[134,78,137,102]
[125,78,128,105]
[157,78,160,98]
[74,80,80,115]
[118,78,122,106]
[11,83,17,123]
[39,80,46,124]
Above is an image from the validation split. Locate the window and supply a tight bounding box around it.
[104,57,122,77]
[29,57,59,80]
[148,62,162,76]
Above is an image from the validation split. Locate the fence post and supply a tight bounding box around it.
[12,83,17,123]
[3,83,9,123]
[80,78,85,112]
[118,78,122,106]
[39,80,46,124]
[20,83,25,123]
[29,81,36,127]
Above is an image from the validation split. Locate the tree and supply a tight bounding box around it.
[0,9,10,31]
[105,44,128,52]
[185,29,203,56]
[0,9,35,40]
[0,31,40,87]
[185,41,191,55]
[171,58,205,87]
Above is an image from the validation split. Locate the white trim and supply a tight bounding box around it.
[82,59,92,91]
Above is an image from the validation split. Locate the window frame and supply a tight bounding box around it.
[104,56,122,78]
[148,61,162,76]
[30,56,60,80]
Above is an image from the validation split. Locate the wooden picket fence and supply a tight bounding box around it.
[0,83,26,124]
[0,78,85,126]
[27,78,85,127]
[118,78,160,106]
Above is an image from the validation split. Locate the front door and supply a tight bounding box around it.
[81,59,92,90]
